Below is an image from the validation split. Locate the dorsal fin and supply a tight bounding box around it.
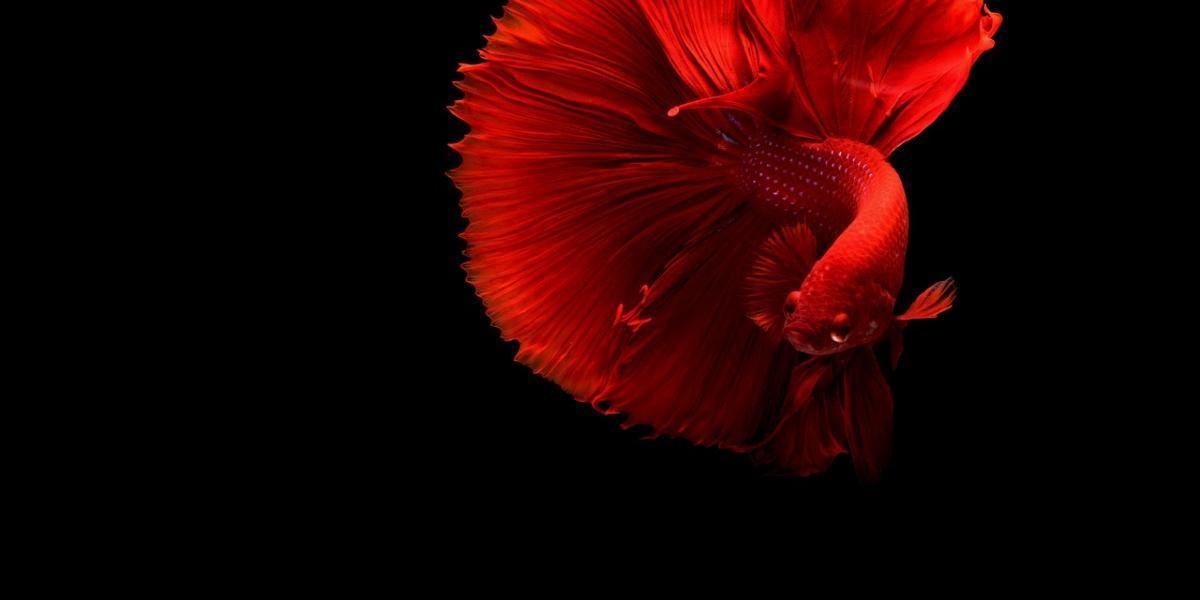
[742,222,818,339]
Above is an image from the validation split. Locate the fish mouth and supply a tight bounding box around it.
[784,319,840,355]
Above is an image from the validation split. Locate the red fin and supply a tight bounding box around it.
[840,349,894,483]
[742,222,818,340]
[643,0,797,136]
[646,0,1003,153]
[638,0,759,99]
[667,69,783,125]
[651,0,1003,153]
[453,1,746,399]
[886,322,905,369]
[756,348,894,482]
[896,278,957,321]
[772,1,1001,153]
[595,213,801,448]
[749,357,846,476]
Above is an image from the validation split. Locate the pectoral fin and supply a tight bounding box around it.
[895,278,957,321]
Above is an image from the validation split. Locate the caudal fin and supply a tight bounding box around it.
[663,0,1001,155]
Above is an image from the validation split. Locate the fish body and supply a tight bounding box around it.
[736,134,906,355]
[451,0,998,480]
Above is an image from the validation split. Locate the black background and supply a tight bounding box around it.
[415,0,1129,520]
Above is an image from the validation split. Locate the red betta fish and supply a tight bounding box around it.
[451,0,1000,481]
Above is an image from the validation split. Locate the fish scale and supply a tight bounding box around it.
[737,131,907,298]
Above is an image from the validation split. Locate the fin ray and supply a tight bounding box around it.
[896,277,957,321]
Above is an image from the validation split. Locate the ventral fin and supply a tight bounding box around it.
[886,322,904,369]
[840,348,894,484]
[747,356,846,476]
[742,222,818,339]
[753,348,894,482]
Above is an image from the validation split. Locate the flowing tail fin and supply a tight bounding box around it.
[664,0,1001,154]
[453,1,803,448]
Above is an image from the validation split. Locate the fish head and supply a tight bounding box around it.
[782,277,894,356]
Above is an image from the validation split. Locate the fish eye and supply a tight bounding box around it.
[783,291,803,316]
[830,312,851,343]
